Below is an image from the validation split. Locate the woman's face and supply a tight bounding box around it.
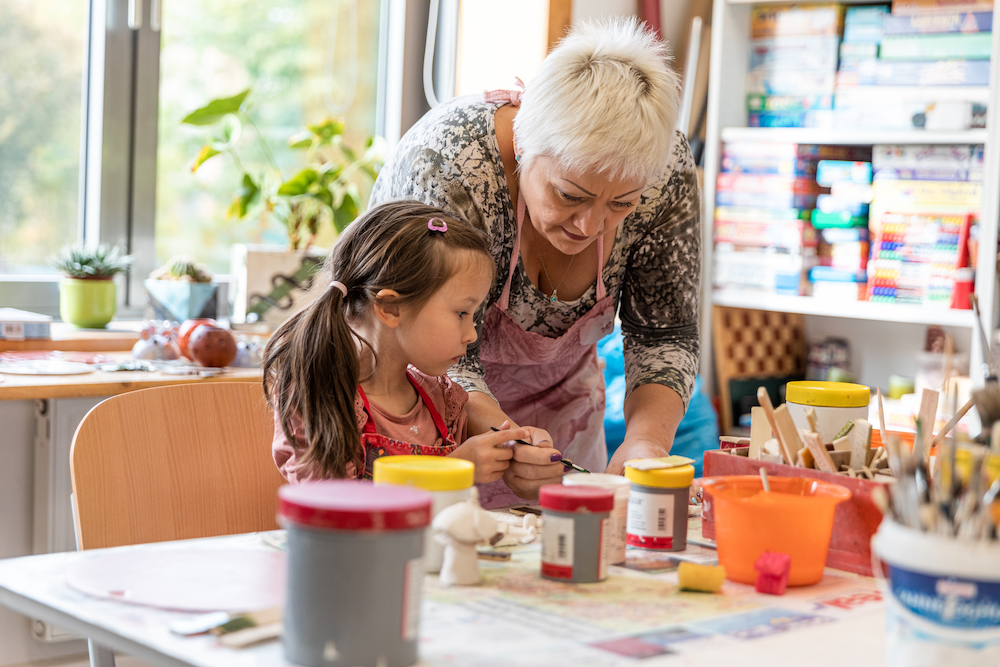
[519,155,646,255]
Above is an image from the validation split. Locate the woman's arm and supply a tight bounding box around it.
[611,132,702,473]
[606,383,685,474]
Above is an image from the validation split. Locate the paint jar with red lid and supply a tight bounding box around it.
[279,479,432,667]
[539,484,614,583]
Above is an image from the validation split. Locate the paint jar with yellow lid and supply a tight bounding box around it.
[624,461,695,552]
[373,455,474,574]
[785,380,870,443]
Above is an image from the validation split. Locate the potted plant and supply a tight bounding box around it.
[144,255,219,323]
[182,89,384,327]
[51,243,133,328]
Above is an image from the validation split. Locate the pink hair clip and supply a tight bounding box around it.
[427,217,448,233]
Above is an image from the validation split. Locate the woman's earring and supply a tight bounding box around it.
[514,154,521,163]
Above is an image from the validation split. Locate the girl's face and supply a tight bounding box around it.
[396,250,493,377]
[519,155,646,255]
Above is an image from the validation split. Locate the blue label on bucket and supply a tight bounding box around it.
[889,563,1000,629]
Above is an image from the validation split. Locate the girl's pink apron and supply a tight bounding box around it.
[478,195,615,508]
[356,372,459,479]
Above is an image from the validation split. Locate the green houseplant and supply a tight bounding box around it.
[51,244,133,328]
[182,88,384,250]
[145,255,218,323]
[182,88,384,327]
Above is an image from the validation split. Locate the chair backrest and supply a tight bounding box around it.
[71,382,287,550]
[712,306,806,434]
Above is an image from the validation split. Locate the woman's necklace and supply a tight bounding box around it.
[530,222,575,303]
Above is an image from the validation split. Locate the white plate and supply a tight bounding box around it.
[0,360,95,375]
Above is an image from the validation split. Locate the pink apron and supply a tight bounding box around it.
[356,372,459,480]
[477,195,615,508]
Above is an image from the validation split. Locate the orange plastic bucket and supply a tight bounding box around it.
[699,475,852,586]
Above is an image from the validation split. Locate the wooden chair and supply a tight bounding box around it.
[712,306,807,434]
[70,382,287,667]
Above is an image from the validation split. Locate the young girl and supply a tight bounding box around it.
[265,200,560,484]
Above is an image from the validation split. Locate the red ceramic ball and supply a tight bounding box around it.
[187,325,237,368]
[178,318,216,360]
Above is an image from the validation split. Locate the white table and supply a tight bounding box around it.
[0,530,887,667]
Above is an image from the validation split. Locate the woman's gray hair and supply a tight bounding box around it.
[513,17,681,184]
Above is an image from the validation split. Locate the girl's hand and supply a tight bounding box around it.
[499,422,564,500]
[449,428,529,484]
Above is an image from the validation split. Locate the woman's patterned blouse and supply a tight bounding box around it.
[370,96,701,408]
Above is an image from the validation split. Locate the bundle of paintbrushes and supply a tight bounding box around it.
[875,423,1000,542]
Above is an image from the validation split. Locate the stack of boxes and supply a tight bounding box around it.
[867,144,983,307]
[713,142,871,296]
[746,3,844,128]
[810,159,875,301]
[834,2,992,131]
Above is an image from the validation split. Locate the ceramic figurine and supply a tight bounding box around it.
[432,488,499,586]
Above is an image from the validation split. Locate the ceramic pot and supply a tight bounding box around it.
[59,278,117,328]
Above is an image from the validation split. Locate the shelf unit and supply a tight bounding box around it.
[699,0,1000,394]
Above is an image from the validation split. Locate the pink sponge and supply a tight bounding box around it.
[754,551,791,595]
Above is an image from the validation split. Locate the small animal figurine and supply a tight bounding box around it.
[432,488,499,586]
[131,324,181,361]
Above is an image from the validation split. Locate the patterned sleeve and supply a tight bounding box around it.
[370,140,498,402]
[620,132,702,409]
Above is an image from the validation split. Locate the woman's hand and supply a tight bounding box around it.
[605,438,671,475]
[449,427,530,484]
[498,422,564,500]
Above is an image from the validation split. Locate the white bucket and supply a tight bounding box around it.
[871,519,1000,667]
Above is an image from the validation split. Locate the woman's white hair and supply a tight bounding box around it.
[513,17,681,183]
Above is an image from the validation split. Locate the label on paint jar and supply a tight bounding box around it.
[541,514,575,579]
[627,489,675,548]
[598,516,611,580]
[400,557,423,640]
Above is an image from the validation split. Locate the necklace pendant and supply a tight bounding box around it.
[551,292,558,303]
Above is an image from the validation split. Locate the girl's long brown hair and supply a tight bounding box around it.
[263,200,493,479]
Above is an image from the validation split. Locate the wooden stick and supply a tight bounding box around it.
[772,404,805,465]
[749,406,770,460]
[803,431,837,473]
[928,396,975,448]
[805,407,820,434]
[849,419,873,471]
[914,388,939,462]
[757,388,792,465]
[876,387,888,448]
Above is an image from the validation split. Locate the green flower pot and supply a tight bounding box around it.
[59,278,117,328]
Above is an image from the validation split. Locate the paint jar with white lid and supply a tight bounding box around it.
[785,380,870,444]
[539,484,614,583]
[562,473,630,564]
[280,480,431,667]
[373,455,475,573]
[624,463,694,551]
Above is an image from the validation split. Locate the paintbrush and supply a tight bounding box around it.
[971,295,1000,432]
[489,426,590,473]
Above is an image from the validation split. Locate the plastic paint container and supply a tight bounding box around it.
[539,484,613,583]
[699,475,850,586]
[785,380,870,443]
[872,519,1000,667]
[373,455,475,573]
[624,463,695,551]
[563,473,630,564]
[279,480,431,667]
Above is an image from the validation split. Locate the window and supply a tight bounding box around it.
[0,0,88,275]
[155,0,382,274]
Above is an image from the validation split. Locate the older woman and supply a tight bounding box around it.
[370,18,700,508]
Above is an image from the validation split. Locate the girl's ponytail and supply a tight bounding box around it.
[264,280,363,478]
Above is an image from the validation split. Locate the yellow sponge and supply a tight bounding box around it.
[677,562,726,593]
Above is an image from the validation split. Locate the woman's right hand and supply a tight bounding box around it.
[449,428,530,484]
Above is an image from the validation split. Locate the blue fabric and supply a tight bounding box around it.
[598,327,718,476]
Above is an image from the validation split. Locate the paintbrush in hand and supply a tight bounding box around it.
[489,426,590,473]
